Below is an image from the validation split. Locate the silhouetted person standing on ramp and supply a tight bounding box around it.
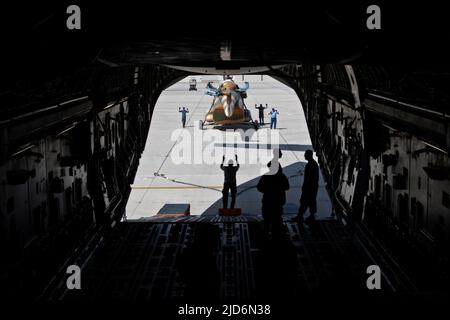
[221,155,239,209]
[294,150,319,223]
[257,159,290,238]
[179,107,189,128]
[255,103,267,125]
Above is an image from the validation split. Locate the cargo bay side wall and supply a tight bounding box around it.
[0,65,187,297]
[275,64,450,270]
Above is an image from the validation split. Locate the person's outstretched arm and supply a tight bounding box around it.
[235,154,240,169]
[220,155,225,170]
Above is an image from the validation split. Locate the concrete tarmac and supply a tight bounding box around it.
[125,75,333,220]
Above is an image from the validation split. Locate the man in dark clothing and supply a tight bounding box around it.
[257,160,290,238]
[179,107,189,128]
[255,103,267,125]
[221,155,239,209]
[294,150,319,222]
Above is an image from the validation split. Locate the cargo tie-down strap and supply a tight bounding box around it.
[152,172,303,195]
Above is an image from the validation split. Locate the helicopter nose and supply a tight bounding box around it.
[223,97,233,117]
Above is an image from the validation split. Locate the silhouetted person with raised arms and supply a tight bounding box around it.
[293,150,319,223]
[257,151,289,238]
[179,107,189,128]
[221,155,239,209]
[268,108,279,129]
[255,103,267,125]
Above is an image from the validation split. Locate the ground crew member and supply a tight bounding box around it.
[221,155,239,209]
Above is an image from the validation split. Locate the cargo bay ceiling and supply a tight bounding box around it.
[4,2,450,78]
[3,3,450,113]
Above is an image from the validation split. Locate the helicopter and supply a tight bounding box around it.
[199,77,258,130]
